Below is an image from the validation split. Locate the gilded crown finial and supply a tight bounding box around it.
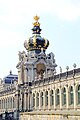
[34,15,40,22]
[33,15,40,27]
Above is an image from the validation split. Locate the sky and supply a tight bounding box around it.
[0,0,80,78]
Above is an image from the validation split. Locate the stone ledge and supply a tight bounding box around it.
[20,110,80,116]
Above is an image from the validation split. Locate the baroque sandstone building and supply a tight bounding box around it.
[0,16,80,120]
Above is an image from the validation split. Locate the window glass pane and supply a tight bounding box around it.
[33,94,35,107]
[50,90,54,106]
[45,91,48,106]
[36,93,39,107]
[63,88,66,105]
[41,92,43,106]
[70,86,74,105]
[56,89,59,105]
[78,85,80,104]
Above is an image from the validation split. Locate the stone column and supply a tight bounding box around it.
[21,92,24,111]
[54,90,56,109]
[66,87,69,109]
[5,99,7,110]
[60,89,62,109]
[28,68,31,82]
[15,91,20,111]
[18,69,21,84]
[24,91,27,111]
[35,92,37,110]
[12,97,13,109]
[1,99,2,110]
[43,90,45,110]
[6,98,8,110]
[24,67,27,83]
[74,86,76,109]
[27,89,32,111]
[24,92,26,111]
[2,99,4,110]
[39,91,41,110]
[48,90,50,110]
[31,67,34,81]
[30,92,32,110]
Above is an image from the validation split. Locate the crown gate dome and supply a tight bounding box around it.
[24,15,49,54]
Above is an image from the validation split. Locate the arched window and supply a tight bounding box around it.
[78,85,80,104]
[70,86,74,105]
[36,93,39,107]
[50,90,54,106]
[33,93,35,107]
[63,88,66,105]
[45,91,48,106]
[40,92,43,106]
[56,89,60,105]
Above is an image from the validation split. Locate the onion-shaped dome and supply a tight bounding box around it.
[24,15,49,53]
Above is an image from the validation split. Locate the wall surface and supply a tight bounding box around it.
[20,111,80,120]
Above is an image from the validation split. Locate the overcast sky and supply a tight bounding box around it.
[0,0,80,78]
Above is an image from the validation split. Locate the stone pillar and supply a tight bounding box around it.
[39,91,41,110]
[22,92,24,111]
[18,69,21,84]
[15,91,20,111]
[6,98,8,110]
[60,89,62,109]
[31,67,34,81]
[54,90,56,109]
[24,91,27,111]
[24,67,27,83]
[66,87,69,109]
[3,99,4,109]
[27,89,32,111]
[12,97,13,109]
[34,68,37,80]
[43,90,45,110]
[28,68,31,82]
[74,86,76,109]
[48,90,50,110]
[35,92,37,110]
[1,99,2,110]
[5,99,7,110]
[30,92,32,110]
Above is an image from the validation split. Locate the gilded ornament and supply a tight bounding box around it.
[33,36,36,47]
[33,22,40,27]
[44,38,47,47]
[33,15,40,27]
[34,15,40,22]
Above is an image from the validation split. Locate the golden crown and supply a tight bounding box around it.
[33,15,40,27]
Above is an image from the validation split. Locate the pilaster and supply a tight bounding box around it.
[48,90,50,109]
[66,87,69,109]
[43,90,45,110]
[39,91,41,110]
[60,89,62,109]
[74,86,76,109]
[54,90,56,109]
